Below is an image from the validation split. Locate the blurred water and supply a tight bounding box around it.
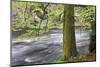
[11,29,91,66]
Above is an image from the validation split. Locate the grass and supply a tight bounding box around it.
[52,53,96,64]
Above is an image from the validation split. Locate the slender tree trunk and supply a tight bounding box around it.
[37,19,42,36]
[37,4,49,35]
[45,13,48,32]
[24,2,28,22]
[63,4,77,61]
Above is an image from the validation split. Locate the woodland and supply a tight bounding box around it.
[11,1,96,66]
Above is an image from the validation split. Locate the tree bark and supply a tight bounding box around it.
[89,7,96,53]
[89,21,96,53]
[63,4,77,61]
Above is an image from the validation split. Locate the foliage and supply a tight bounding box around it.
[12,1,96,63]
[12,1,95,39]
[75,5,96,28]
[12,1,64,39]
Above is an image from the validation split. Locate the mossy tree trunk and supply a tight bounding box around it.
[63,4,77,61]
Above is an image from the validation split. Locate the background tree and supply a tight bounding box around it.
[75,5,96,53]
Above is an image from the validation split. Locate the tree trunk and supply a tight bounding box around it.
[45,13,48,32]
[24,2,28,22]
[37,19,42,36]
[89,7,96,53]
[63,4,77,61]
[89,21,96,53]
[37,4,49,36]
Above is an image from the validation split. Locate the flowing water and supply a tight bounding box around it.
[11,29,91,66]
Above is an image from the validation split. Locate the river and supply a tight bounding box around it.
[11,29,91,66]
